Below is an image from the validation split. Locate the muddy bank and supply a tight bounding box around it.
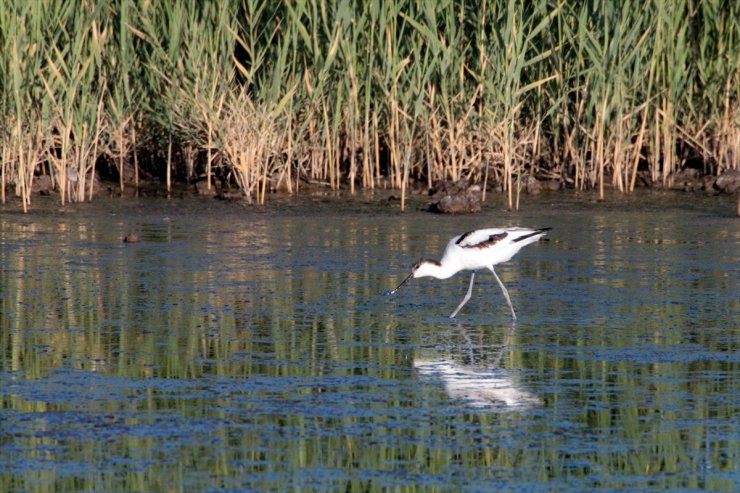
[4,167,739,217]
[4,181,738,227]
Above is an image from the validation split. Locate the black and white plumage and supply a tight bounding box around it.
[385,227,550,319]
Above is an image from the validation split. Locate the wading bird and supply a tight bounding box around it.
[385,227,550,319]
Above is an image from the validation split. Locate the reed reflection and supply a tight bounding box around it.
[414,325,540,409]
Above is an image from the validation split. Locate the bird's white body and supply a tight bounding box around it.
[415,227,547,279]
[387,227,550,318]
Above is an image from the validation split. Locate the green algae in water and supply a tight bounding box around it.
[1,194,738,492]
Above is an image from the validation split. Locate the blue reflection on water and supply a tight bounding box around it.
[1,193,738,491]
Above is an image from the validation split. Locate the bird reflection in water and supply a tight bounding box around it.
[414,325,541,409]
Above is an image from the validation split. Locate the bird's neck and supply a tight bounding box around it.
[415,260,457,280]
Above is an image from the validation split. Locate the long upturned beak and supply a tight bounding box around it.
[384,271,414,295]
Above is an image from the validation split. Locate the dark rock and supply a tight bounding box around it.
[269,172,292,192]
[713,169,740,194]
[428,180,482,214]
[701,176,716,192]
[428,179,471,199]
[216,189,248,201]
[540,179,561,191]
[519,175,542,194]
[194,179,216,196]
[32,175,54,195]
[669,168,703,192]
[635,171,653,188]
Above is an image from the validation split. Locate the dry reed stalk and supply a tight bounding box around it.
[651,108,660,184]
[104,113,134,194]
[425,88,444,184]
[346,63,360,194]
[597,96,608,201]
[458,89,482,183]
[718,98,740,173]
[25,125,47,210]
[2,0,737,209]
[387,98,401,191]
[130,99,140,189]
[661,99,676,187]
[216,90,284,204]
[13,125,32,212]
[373,112,381,188]
[397,121,416,212]
[2,125,16,206]
[322,103,337,191]
[612,114,625,192]
[206,122,213,191]
[0,142,7,205]
[45,114,69,205]
[446,110,459,184]
[166,134,172,194]
[182,143,196,184]
[272,114,294,194]
[196,79,228,192]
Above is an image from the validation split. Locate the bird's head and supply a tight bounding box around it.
[384,259,440,295]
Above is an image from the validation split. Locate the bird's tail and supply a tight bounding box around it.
[512,227,551,243]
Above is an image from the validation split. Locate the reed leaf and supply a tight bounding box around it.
[1,0,738,210]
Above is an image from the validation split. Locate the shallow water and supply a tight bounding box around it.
[1,191,738,492]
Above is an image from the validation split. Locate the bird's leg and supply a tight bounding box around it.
[489,266,517,320]
[450,272,476,318]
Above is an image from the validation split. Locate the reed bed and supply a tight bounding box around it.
[1,0,738,210]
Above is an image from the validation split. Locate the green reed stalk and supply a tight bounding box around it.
[1,0,738,210]
[0,0,51,211]
[104,0,138,195]
[650,0,690,187]
[481,0,561,209]
[41,0,108,204]
[692,0,740,175]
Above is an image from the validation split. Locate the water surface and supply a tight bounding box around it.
[1,191,738,491]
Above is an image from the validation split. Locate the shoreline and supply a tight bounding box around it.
[2,178,738,219]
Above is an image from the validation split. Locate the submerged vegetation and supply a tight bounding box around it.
[1,0,739,211]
